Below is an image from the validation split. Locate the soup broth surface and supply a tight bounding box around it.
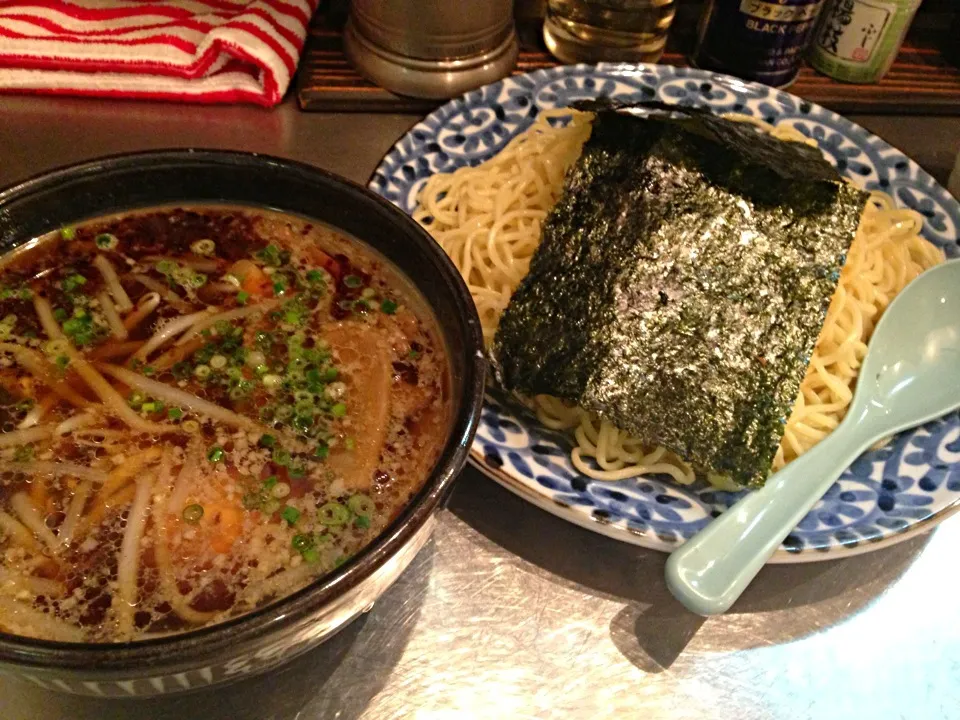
[0,206,450,642]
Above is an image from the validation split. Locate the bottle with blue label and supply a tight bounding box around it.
[691,0,827,88]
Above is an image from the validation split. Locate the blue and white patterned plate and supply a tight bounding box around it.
[370,63,960,562]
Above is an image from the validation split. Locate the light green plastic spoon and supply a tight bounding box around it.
[666,257,960,616]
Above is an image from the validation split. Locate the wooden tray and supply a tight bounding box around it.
[296,10,960,115]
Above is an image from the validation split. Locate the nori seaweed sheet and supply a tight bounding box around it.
[490,105,869,486]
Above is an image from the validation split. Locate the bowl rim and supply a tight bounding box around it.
[0,149,486,671]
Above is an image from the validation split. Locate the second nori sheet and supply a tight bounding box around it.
[490,107,869,486]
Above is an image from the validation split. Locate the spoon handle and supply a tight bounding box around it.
[665,422,874,615]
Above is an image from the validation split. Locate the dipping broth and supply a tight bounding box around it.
[0,207,451,642]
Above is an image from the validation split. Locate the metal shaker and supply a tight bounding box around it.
[344,0,519,99]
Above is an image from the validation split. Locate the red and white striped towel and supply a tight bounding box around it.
[0,0,319,106]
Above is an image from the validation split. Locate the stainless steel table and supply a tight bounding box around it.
[1,97,959,720]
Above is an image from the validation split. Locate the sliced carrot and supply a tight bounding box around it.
[229,260,272,297]
[302,247,341,280]
[207,506,243,554]
[170,502,244,557]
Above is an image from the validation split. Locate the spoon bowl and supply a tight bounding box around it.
[666,258,960,616]
[853,261,960,437]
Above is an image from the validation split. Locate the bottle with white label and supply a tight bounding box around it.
[808,0,922,83]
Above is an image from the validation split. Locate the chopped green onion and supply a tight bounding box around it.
[255,331,273,350]
[314,444,330,460]
[190,273,208,288]
[60,226,76,240]
[236,290,249,306]
[272,281,285,296]
[408,348,420,359]
[256,244,284,267]
[302,548,320,564]
[343,275,362,289]
[306,270,324,285]
[291,533,313,552]
[182,504,204,524]
[262,374,282,390]
[0,285,31,301]
[292,415,313,434]
[142,365,156,376]
[0,314,17,340]
[13,445,34,462]
[318,502,350,526]
[191,239,215,256]
[209,354,227,370]
[43,339,69,357]
[156,260,176,275]
[354,515,371,529]
[344,437,355,451]
[53,308,68,322]
[263,498,281,514]
[207,446,225,463]
[168,407,184,420]
[272,448,291,467]
[55,355,69,371]
[128,391,147,409]
[259,434,276,448]
[271,482,291,499]
[380,299,398,314]
[330,403,347,418]
[280,506,301,525]
[347,494,375,517]
[194,365,211,379]
[322,367,338,381]
[182,420,200,433]
[61,274,87,293]
[289,465,306,479]
[244,350,265,369]
[262,475,278,489]
[95,233,118,250]
[61,309,102,347]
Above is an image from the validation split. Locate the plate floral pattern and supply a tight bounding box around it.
[370,63,960,561]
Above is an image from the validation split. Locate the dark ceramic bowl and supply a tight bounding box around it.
[0,150,485,697]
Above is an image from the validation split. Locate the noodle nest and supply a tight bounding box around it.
[414,109,946,489]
